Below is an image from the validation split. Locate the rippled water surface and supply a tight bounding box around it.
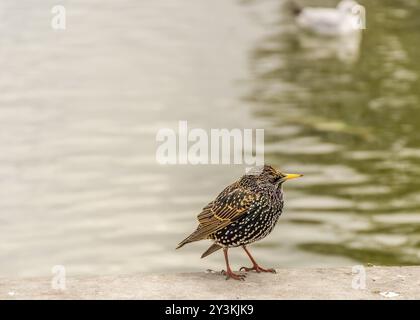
[1,0,420,277]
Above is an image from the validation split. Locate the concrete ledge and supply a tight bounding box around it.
[1,267,420,300]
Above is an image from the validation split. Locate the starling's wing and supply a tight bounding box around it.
[195,183,259,236]
[176,182,259,249]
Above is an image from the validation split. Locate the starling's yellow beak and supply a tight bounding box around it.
[283,173,303,181]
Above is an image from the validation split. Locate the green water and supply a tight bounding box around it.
[248,0,420,265]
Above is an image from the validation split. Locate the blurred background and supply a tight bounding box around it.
[1,0,420,278]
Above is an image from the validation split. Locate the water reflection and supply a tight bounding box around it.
[245,0,420,265]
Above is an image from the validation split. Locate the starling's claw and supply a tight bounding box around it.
[221,269,246,281]
[240,265,276,273]
[226,273,246,281]
[240,266,252,272]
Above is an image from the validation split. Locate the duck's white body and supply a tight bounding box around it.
[296,0,364,36]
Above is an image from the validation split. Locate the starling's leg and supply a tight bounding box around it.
[240,246,276,273]
[221,248,246,281]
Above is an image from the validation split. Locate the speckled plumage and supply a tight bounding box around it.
[211,179,284,248]
[177,165,302,280]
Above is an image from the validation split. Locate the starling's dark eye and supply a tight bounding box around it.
[271,176,281,183]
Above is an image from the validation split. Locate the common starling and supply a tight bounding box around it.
[176,165,302,280]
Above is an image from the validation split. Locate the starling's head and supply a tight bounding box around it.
[257,165,303,188]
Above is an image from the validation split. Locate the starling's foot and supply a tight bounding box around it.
[240,265,276,273]
[221,269,246,281]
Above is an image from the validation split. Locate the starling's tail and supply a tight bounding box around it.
[176,222,229,249]
[176,228,205,249]
[201,243,222,258]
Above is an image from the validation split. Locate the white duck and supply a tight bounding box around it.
[293,0,365,36]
